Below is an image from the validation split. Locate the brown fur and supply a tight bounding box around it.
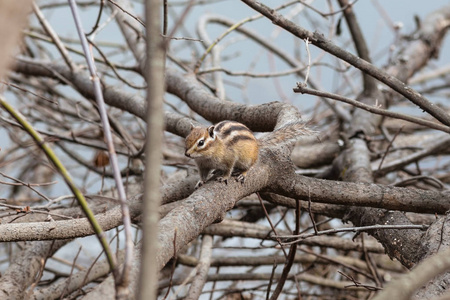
[185,120,313,187]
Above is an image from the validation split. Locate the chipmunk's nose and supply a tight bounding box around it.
[185,151,190,157]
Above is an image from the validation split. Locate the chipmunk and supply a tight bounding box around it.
[185,120,312,189]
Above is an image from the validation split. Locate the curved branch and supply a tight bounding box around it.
[165,67,302,131]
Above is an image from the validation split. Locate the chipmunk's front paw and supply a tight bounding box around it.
[216,176,229,185]
[194,180,204,189]
[235,174,246,184]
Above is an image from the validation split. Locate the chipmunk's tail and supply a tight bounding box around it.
[258,121,317,148]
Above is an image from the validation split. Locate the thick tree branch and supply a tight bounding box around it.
[272,173,450,215]
[0,196,141,242]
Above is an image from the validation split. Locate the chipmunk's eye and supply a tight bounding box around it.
[198,139,204,147]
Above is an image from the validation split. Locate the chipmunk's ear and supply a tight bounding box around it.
[189,122,195,131]
[207,125,216,139]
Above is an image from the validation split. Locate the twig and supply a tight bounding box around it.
[164,0,195,47]
[391,175,445,189]
[0,203,73,220]
[378,126,403,170]
[208,266,220,300]
[163,0,168,35]
[302,37,311,87]
[269,198,301,300]
[267,261,276,300]
[337,0,376,91]
[193,14,351,121]
[1,80,57,104]
[242,0,450,126]
[277,224,429,245]
[0,96,117,278]
[107,0,145,27]
[67,0,133,293]
[26,240,56,299]
[257,193,288,257]
[304,0,360,18]
[294,85,450,134]
[0,171,53,202]
[197,65,307,77]
[86,0,105,36]
[375,135,450,176]
[87,40,146,89]
[194,1,303,74]
[170,267,199,300]
[32,1,76,71]
[299,247,374,280]
[361,235,383,288]
[61,246,83,298]
[338,270,382,291]
[307,186,318,235]
[298,217,333,235]
[185,235,213,300]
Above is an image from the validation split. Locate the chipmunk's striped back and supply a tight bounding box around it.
[214,121,258,147]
